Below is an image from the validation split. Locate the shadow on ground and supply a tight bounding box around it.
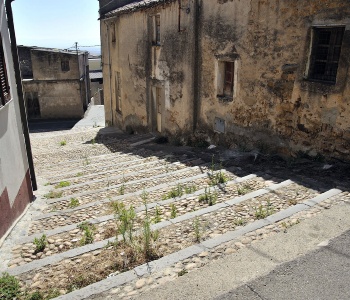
[91,128,350,194]
[29,118,81,133]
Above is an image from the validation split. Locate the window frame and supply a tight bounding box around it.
[0,34,11,108]
[308,26,345,84]
[152,14,161,46]
[216,60,236,101]
[61,59,70,72]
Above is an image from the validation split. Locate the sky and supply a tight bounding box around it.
[12,0,100,51]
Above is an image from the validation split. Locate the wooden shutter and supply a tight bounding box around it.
[223,61,234,97]
[0,36,11,107]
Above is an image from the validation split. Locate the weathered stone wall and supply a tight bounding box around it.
[101,0,350,160]
[18,46,33,79]
[198,0,350,159]
[31,50,81,81]
[102,0,196,134]
[23,80,84,119]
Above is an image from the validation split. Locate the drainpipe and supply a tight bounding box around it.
[5,0,37,191]
[105,20,113,126]
[192,0,200,133]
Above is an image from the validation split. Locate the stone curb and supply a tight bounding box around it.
[302,188,342,207]
[22,175,257,243]
[46,164,208,205]
[55,271,138,300]
[130,137,155,147]
[52,188,343,300]
[8,179,291,275]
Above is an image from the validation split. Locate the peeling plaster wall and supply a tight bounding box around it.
[198,0,350,159]
[102,0,196,134]
[101,0,350,160]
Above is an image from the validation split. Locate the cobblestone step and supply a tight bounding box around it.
[52,158,194,196]
[6,188,345,299]
[36,150,150,177]
[4,128,349,300]
[48,155,168,185]
[9,175,265,264]
[7,179,294,270]
[42,164,219,212]
[29,170,226,233]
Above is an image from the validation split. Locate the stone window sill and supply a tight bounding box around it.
[217,95,233,103]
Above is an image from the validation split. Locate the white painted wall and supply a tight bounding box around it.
[0,2,29,204]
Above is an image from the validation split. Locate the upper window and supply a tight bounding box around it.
[0,35,11,108]
[309,27,344,84]
[61,59,70,72]
[111,23,116,43]
[153,15,161,45]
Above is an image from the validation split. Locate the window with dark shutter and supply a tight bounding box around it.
[61,59,70,72]
[155,15,160,45]
[309,27,345,84]
[0,35,11,108]
[223,61,234,97]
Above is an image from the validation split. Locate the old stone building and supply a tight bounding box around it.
[18,46,91,119]
[99,0,350,160]
[0,1,35,239]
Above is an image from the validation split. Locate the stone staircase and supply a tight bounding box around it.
[1,127,349,300]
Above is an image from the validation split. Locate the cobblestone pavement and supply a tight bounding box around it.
[0,126,349,300]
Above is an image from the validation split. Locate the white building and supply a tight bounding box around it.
[0,1,35,239]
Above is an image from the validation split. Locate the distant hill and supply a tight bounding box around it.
[81,46,101,56]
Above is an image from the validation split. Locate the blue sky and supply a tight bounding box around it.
[12,0,100,49]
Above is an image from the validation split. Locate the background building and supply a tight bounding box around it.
[18,46,90,119]
[89,55,104,105]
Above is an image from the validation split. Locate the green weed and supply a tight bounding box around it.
[162,184,184,200]
[77,222,95,245]
[153,206,162,224]
[117,205,136,243]
[233,218,247,227]
[119,184,125,195]
[33,234,47,254]
[46,289,61,299]
[68,198,80,208]
[184,185,197,194]
[254,200,274,220]
[0,272,21,300]
[27,291,43,300]
[60,140,66,146]
[44,190,63,199]
[193,217,201,242]
[75,172,84,177]
[237,184,252,196]
[55,181,70,189]
[198,187,217,206]
[170,203,177,219]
